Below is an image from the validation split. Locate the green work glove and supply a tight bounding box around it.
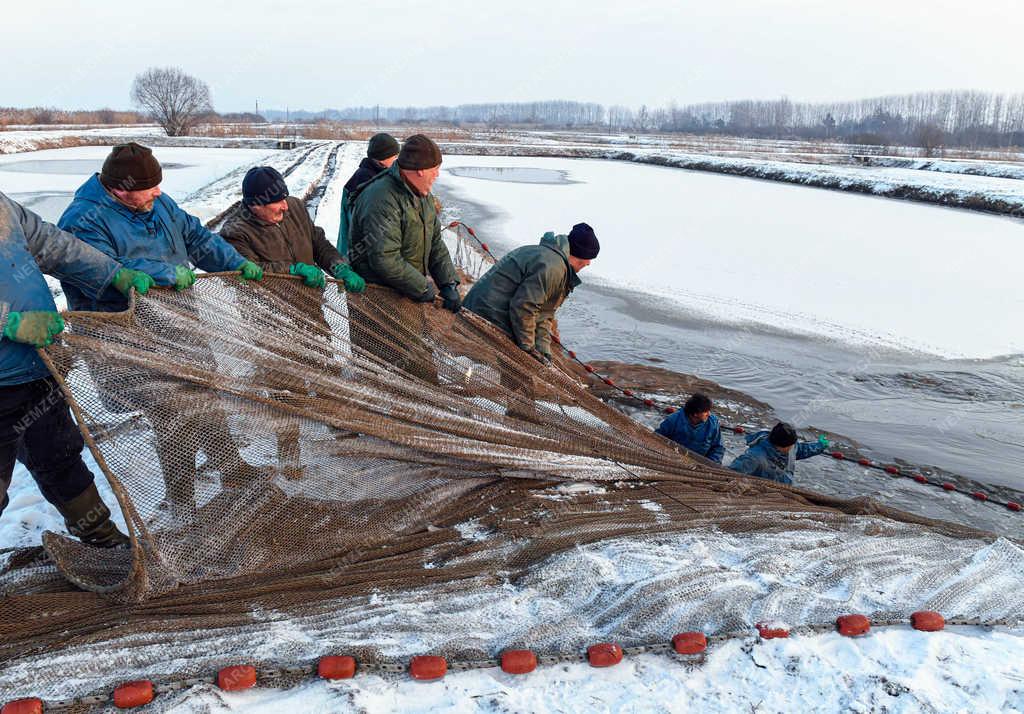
[111,268,156,297]
[332,263,366,293]
[174,265,196,291]
[818,434,831,448]
[289,262,326,289]
[3,311,65,347]
[238,260,264,282]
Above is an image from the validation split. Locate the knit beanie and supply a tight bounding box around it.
[397,134,442,170]
[769,422,798,448]
[100,142,162,191]
[242,166,289,206]
[367,133,400,161]
[567,222,600,259]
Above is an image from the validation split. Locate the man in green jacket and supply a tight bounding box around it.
[349,134,461,312]
[464,223,600,364]
[337,133,400,256]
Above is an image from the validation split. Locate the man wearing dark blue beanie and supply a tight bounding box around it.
[465,223,599,366]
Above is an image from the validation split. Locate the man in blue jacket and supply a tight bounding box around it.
[655,393,725,463]
[58,143,266,510]
[728,422,829,485]
[1,191,157,547]
[58,142,263,312]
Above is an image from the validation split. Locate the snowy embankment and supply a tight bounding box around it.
[0,126,298,155]
[856,155,1024,181]
[439,141,1024,218]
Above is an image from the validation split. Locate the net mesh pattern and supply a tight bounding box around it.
[0,274,1004,674]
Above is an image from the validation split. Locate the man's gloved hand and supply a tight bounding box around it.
[818,434,831,448]
[289,262,325,289]
[174,265,196,291]
[526,347,551,366]
[238,260,264,282]
[417,283,438,303]
[332,263,366,293]
[2,311,65,347]
[439,283,462,313]
[111,268,156,297]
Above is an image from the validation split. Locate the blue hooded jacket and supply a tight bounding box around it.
[58,174,245,312]
[727,430,826,485]
[655,411,725,463]
[0,191,121,385]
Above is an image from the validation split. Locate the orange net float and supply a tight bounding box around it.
[672,632,708,655]
[500,650,537,675]
[836,614,871,637]
[217,665,257,692]
[113,680,155,708]
[911,611,945,632]
[409,656,447,681]
[1,699,43,714]
[755,622,790,639]
[318,656,356,680]
[587,643,623,667]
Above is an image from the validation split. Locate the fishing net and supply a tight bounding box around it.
[0,272,1017,703]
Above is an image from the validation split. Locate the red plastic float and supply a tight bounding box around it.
[217,665,257,692]
[643,399,655,407]
[587,643,623,667]
[466,226,477,237]
[584,365,595,373]
[1008,502,1022,512]
[318,656,356,680]
[672,632,708,655]
[567,351,576,359]
[858,458,872,466]
[972,492,988,501]
[911,611,945,632]
[733,426,745,434]
[836,614,871,636]
[942,482,956,491]
[410,656,447,681]
[603,378,615,386]
[831,451,845,460]
[913,474,928,484]
[755,622,790,639]
[664,406,677,415]
[1,700,43,714]
[113,680,154,708]
[884,465,900,475]
[500,650,537,675]
[622,389,634,397]
[480,243,489,252]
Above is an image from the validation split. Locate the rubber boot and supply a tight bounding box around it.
[56,483,130,549]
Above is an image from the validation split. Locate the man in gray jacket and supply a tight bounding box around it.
[0,191,156,547]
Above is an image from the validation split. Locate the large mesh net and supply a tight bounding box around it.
[0,273,1017,703]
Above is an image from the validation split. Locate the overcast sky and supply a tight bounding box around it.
[5,0,1022,112]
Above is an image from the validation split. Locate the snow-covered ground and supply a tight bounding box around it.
[436,154,1024,359]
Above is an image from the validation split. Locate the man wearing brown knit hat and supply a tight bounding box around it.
[348,134,460,311]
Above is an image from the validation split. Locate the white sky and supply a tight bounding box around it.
[4,0,1022,112]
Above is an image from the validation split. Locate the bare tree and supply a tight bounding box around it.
[131,67,212,136]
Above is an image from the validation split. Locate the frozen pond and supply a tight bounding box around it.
[435,156,1024,489]
[0,145,275,222]
[446,166,575,184]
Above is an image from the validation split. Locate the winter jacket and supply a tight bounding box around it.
[338,157,389,256]
[727,430,826,485]
[58,174,246,312]
[463,232,580,357]
[221,196,346,275]
[0,191,121,385]
[655,411,725,463]
[348,163,459,300]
